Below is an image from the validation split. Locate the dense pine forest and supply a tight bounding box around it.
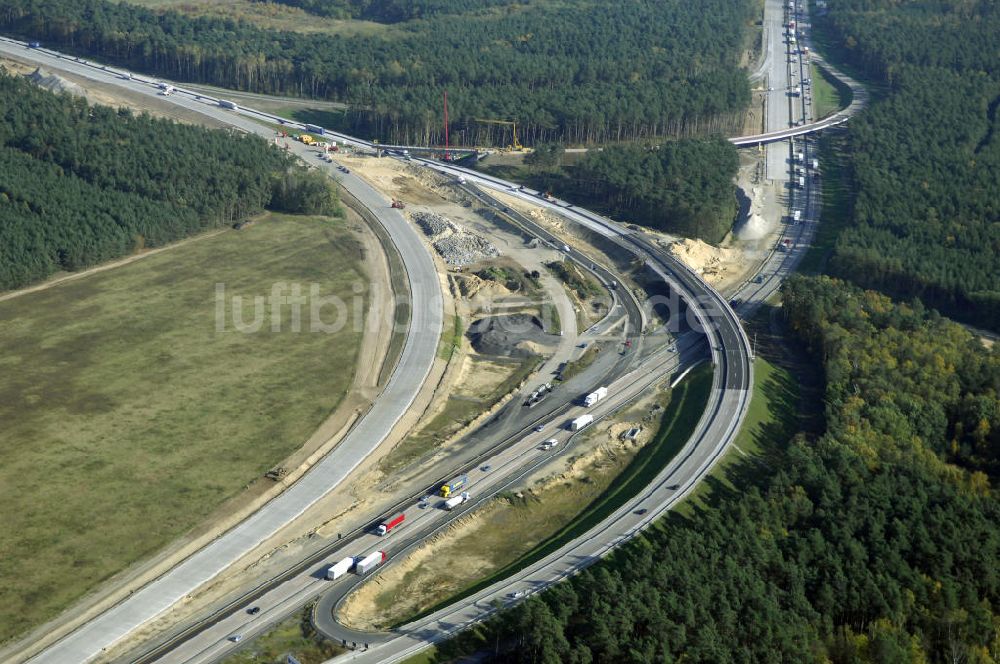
[482,139,739,243]
[0,70,336,290]
[0,0,755,146]
[572,140,739,243]
[471,276,1000,663]
[816,0,1000,330]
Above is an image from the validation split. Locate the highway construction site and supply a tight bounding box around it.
[0,0,866,656]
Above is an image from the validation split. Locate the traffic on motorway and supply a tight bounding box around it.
[0,14,863,660]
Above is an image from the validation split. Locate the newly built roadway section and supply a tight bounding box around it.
[0,6,863,658]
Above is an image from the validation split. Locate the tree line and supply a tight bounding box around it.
[249,0,515,22]
[0,69,339,290]
[457,276,1000,663]
[0,0,755,146]
[572,139,739,243]
[504,138,739,244]
[816,0,1000,330]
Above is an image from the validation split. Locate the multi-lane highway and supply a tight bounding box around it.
[276,156,752,663]
[0,35,749,664]
[0,9,865,658]
[0,38,443,664]
[730,0,865,149]
[161,328,707,662]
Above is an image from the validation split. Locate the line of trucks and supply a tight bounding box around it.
[567,386,609,430]
[324,476,474,580]
[321,382,614,581]
[326,551,386,580]
[324,387,610,581]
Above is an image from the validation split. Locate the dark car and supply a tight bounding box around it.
[634,508,648,515]
[247,606,261,615]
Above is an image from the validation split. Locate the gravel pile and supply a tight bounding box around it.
[412,210,501,265]
[467,314,554,357]
[433,234,501,266]
[412,211,454,238]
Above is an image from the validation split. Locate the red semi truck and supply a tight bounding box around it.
[376,512,405,536]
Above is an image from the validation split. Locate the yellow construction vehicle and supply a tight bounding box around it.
[475,118,524,151]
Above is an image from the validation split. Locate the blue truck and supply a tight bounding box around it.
[440,474,468,498]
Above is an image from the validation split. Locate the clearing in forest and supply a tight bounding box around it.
[0,213,369,642]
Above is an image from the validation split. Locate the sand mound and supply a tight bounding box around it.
[667,238,742,286]
[25,67,84,97]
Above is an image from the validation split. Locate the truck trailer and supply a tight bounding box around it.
[218,99,238,110]
[326,556,354,580]
[376,512,405,536]
[440,475,469,498]
[444,492,471,510]
[570,414,594,431]
[354,551,386,575]
[584,386,609,407]
[304,123,326,135]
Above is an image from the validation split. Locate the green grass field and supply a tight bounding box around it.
[121,0,394,36]
[811,64,852,119]
[0,214,368,642]
[675,357,800,515]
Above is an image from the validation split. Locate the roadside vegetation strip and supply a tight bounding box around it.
[674,357,800,516]
[380,355,542,474]
[223,603,345,664]
[558,344,602,381]
[810,63,852,119]
[391,363,714,628]
[797,130,852,274]
[544,260,602,299]
[0,214,369,643]
[438,315,463,361]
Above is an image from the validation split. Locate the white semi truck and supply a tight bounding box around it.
[583,386,609,407]
[326,556,355,580]
[570,414,594,431]
[443,491,471,510]
[355,551,386,575]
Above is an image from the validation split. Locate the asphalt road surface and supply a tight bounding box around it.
[0,38,444,664]
[161,332,706,662]
[0,25,856,662]
[303,158,754,664]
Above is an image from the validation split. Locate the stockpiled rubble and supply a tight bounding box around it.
[412,211,501,266]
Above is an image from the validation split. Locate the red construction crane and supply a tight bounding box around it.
[443,90,451,161]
